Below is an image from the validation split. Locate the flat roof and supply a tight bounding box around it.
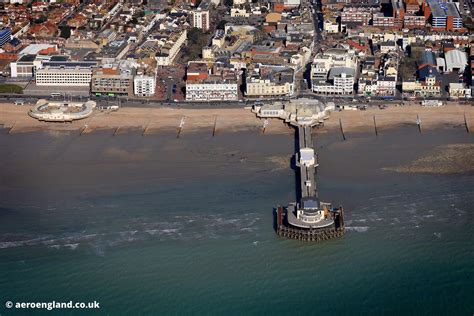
[18,54,36,62]
[302,198,319,210]
[427,0,446,18]
[49,55,69,62]
[19,44,56,55]
[446,3,460,19]
[42,61,98,68]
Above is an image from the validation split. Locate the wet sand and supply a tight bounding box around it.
[1,102,474,135]
[383,143,474,174]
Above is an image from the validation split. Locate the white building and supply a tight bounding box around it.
[134,75,156,97]
[10,55,43,77]
[186,81,238,101]
[377,76,397,96]
[283,0,300,8]
[445,49,468,73]
[311,49,358,95]
[35,67,92,86]
[449,82,471,98]
[231,8,250,17]
[155,30,187,66]
[313,67,355,95]
[379,41,397,54]
[323,20,339,34]
[192,0,211,31]
[246,65,295,97]
[191,9,210,30]
[299,148,315,167]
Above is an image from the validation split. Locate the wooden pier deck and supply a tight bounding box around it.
[298,125,317,199]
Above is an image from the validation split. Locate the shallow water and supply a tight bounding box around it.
[0,126,473,315]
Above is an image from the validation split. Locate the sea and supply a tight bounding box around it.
[0,125,473,315]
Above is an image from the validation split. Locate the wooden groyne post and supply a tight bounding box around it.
[177,116,186,138]
[464,113,470,134]
[7,121,16,134]
[339,118,346,141]
[142,124,149,136]
[416,114,422,134]
[113,126,120,136]
[262,119,269,134]
[373,115,378,137]
[80,124,88,135]
[212,115,217,137]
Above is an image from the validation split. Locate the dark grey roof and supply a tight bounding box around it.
[418,64,440,80]
[422,50,436,66]
[42,61,98,68]
[19,54,36,62]
[49,55,69,62]
[302,197,320,210]
[328,67,355,79]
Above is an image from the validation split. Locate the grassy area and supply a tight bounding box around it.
[0,84,23,94]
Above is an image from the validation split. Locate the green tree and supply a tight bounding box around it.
[60,26,71,39]
[216,20,227,30]
[34,15,47,24]
[187,27,202,44]
[224,0,233,7]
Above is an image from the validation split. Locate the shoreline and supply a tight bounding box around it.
[1,102,473,135]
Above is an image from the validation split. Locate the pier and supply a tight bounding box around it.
[252,99,344,242]
[276,125,345,241]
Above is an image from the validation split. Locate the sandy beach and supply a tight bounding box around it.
[1,102,473,134]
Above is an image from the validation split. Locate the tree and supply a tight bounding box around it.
[187,27,202,44]
[34,15,47,24]
[60,26,71,39]
[216,20,227,30]
[223,0,233,7]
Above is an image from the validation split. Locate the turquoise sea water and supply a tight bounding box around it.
[0,127,473,315]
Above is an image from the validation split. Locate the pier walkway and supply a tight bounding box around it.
[250,100,345,241]
[298,125,318,200]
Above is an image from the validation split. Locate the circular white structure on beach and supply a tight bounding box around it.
[29,99,96,122]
